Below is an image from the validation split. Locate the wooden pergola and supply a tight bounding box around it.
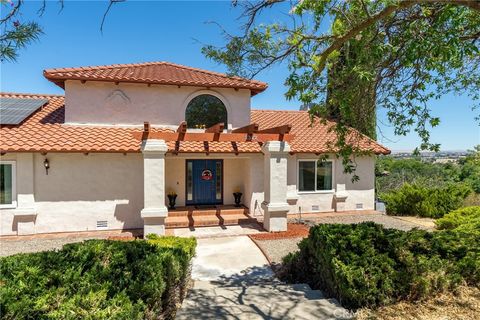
[139,121,293,145]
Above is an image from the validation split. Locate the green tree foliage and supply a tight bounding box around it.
[459,145,480,193]
[281,222,480,309]
[0,0,43,62]
[185,94,228,128]
[376,148,480,216]
[436,206,480,234]
[380,183,471,218]
[203,0,480,177]
[0,237,196,319]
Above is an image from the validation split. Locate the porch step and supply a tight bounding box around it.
[168,205,248,217]
[165,213,257,229]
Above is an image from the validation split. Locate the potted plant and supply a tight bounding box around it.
[233,188,243,207]
[167,191,177,210]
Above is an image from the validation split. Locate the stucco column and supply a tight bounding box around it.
[261,141,290,232]
[141,139,168,236]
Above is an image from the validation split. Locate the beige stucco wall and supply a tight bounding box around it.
[0,153,144,236]
[64,80,251,129]
[0,151,375,236]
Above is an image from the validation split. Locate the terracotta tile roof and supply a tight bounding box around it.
[0,93,389,155]
[252,110,390,155]
[0,93,171,152]
[43,62,268,95]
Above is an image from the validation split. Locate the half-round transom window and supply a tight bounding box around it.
[185,94,227,129]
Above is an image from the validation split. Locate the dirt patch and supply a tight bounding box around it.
[357,286,480,320]
[249,223,309,240]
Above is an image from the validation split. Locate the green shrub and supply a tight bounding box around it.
[281,222,480,309]
[436,206,480,233]
[0,237,196,320]
[380,183,471,218]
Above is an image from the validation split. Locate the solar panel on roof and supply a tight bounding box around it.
[0,98,48,125]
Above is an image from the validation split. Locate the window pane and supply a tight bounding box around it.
[215,161,222,200]
[185,94,228,128]
[0,164,13,204]
[299,161,316,191]
[187,162,193,201]
[317,161,333,191]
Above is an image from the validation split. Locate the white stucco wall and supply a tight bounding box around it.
[287,154,375,214]
[0,151,375,236]
[0,153,144,236]
[64,80,252,129]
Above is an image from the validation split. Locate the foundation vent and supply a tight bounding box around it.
[356,203,364,210]
[96,220,108,229]
[311,205,320,211]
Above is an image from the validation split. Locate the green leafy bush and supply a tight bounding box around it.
[281,222,480,309]
[0,237,196,320]
[380,183,471,218]
[436,206,480,234]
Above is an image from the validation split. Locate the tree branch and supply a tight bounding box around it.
[315,1,419,73]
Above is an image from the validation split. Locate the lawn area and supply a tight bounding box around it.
[0,235,196,319]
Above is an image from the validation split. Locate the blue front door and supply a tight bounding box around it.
[186,159,223,205]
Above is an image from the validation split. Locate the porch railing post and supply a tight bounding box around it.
[261,141,290,232]
[141,139,168,236]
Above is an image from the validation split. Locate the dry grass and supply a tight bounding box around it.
[357,286,480,320]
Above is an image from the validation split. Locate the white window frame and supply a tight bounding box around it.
[0,161,17,209]
[297,159,335,194]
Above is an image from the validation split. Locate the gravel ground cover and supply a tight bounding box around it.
[253,237,303,265]
[300,213,435,231]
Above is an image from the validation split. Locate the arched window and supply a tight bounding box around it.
[185,94,227,128]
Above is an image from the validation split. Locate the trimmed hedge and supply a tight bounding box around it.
[380,183,471,218]
[281,222,480,309]
[436,206,480,234]
[0,237,196,320]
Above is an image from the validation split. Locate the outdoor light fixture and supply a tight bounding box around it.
[44,158,50,175]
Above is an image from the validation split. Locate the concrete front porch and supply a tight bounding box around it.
[141,139,292,236]
[165,205,258,229]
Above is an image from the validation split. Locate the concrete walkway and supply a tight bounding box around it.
[176,236,347,320]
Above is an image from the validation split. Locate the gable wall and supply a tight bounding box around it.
[64,80,251,128]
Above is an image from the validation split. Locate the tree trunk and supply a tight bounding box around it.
[325,41,377,139]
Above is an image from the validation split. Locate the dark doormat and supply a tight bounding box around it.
[194,205,217,209]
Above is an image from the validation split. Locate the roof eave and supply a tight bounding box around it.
[43,72,268,96]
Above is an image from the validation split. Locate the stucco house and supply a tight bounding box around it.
[0,62,389,236]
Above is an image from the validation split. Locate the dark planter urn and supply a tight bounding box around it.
[167,194,177,210]
[233,192,243,207]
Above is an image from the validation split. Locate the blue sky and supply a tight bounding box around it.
[1,1,479,151]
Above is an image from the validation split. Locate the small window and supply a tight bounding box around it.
[298,160,333,192]
[0,161,16,208]
[185,94,227,128]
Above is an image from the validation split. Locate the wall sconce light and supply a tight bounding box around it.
[44,158,50,175]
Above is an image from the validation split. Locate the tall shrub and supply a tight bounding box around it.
[281,222,479,309]
[380,183,471,218]
[0,238,196,320]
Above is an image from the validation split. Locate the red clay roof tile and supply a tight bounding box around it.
[252,109,390,155]
[0,93,389,155]
[43,62,268,95]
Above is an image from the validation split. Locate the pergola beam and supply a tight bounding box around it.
[232,123,259,134]
[257,124,292,135]
[205,122,225,133]
[134,131,294,143]
[177,121,187,133]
